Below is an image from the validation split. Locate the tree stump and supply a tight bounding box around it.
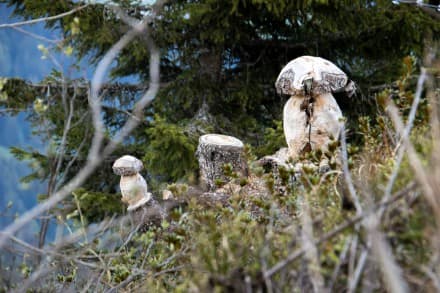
[196,134,248,191]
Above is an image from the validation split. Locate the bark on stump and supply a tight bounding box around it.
[196,134,248,191]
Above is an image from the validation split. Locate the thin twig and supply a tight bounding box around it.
[11,265,55,293]
[348,248,369,293]
[300,195,325,293]
[386,101,438,213]
[104,267,147,293]
[4,217,123,292]
[0,4,89,28]
[380,68,427,218]
[3,221,112,270]
[102,104,142,122]
[0,1,164,250]
[261,206,275,293]
[264,182,416,278]
[347,234,358,288]
[55,126,90,190]
[368,221,408,293]
[80,271,101,293]
[328,236,351,291]
[53,85,77,191]
[11,26,59,43]
[421,266,440,292]
[340,123,363,214]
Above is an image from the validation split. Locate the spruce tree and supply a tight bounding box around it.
[0,0,439,223]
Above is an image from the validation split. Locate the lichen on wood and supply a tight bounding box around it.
[196,134,248,191]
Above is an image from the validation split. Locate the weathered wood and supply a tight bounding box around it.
[283,92,343,159]
[275,56,351,160]
[112,155,152,211]
[196,134,248,191]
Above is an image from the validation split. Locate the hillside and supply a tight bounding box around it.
[0,1,439,292]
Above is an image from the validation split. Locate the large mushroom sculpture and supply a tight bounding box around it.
[275,56,355,159]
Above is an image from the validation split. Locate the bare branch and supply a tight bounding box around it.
[347,234,358,289]
[12,265,55,293]
[347,248,368,293]
[0,1,165,250]
[300,196,325,293]
[380,68,427,218]
[328,236,351,291]
[56,125,90,190]
[5,234,100,269]
[421,266,440,292]
[368,222,409,293]
[9,218,115,293]
[345,61,430,293]
[386,98,438,213]
[264,182,416,278]
[11,26,59,43]
[0,4,89,29]
[88,26,143,163]
[53,83,78,189]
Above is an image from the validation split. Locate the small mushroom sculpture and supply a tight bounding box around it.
[113,155,166,231]
[112,155,152,211]
[275,56,355,159]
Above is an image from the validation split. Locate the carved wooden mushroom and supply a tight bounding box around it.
[112,155,151,211]
[196,134,248,191]
[113,155,165,231]
[275,56,355,159]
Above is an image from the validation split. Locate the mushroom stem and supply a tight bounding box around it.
[283,92,343,159]
[119,173,152,211]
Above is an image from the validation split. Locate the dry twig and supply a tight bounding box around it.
[0,4,89,28]
[0,1,164,250]
[264,182,416,278]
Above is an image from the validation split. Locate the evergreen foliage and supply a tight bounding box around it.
[143,114,198,181]
[2,0,439,189]
[0,1,440,290]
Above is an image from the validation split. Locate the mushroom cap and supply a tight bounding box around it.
[113,155,143,176]
[275,56,349,96]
